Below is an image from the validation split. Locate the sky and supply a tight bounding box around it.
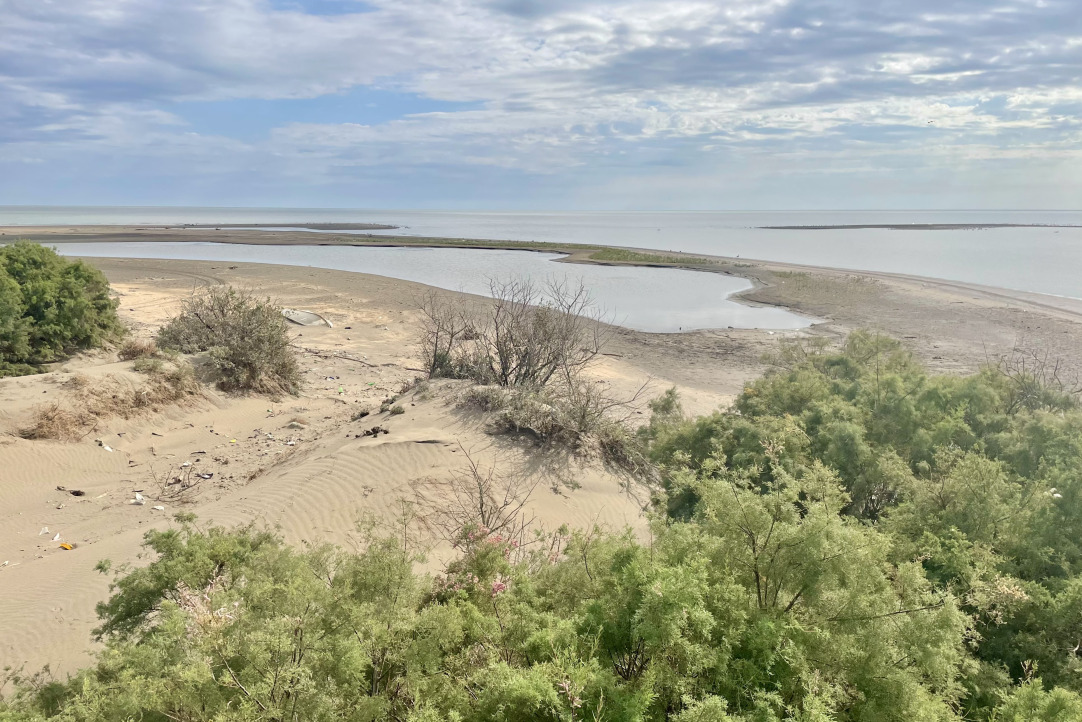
[1,0,1080,209]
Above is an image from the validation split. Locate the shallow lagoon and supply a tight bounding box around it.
[53,242,815,333]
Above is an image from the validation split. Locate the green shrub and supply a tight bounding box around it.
[643,331,1082,711]
[0,241,121,376]
[157,286,300,394]
[10,333,1082,721]
[0,504,988,722]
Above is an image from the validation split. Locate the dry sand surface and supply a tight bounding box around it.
[4,236,1082,680]
[0,260,662,679]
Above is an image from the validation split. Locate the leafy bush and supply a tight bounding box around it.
[0,241,121,376]
[157,286,300,394]
[643,331,1082,715]
[0,504,979,722]
[8,332,1082,720]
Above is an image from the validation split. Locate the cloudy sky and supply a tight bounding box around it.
[1,0,1080,209]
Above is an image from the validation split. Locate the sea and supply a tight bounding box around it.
[3,206,1081,301]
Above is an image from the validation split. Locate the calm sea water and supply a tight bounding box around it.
[50,242,813,333]
[4,207,1082,299]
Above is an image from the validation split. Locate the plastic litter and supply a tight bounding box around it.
[59,543,74,550]
[51,532,61,541]
[282,308,332,327]
[152,505,165,511]
[39,527,49,536]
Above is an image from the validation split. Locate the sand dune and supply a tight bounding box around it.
[0,270,660,679]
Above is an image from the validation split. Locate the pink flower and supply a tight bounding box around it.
[491,580,508,597]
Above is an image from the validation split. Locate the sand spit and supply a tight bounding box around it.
[761,223,1082,230]
[177,223,398,231]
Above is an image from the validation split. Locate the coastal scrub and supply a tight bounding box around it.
[0,241,121,377]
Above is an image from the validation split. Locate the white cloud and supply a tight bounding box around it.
[0,0,1080,205]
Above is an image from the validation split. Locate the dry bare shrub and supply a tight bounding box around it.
[157,286,300,394]
[462,379,653,477]
[990,344,1081,414]
[150,463,205,504]
[419,278,605,388]
[64,373,92,390]
[413,447,540,544]
[131,357,164,374]
[20,403,94,441]
[421,278,653,477]
[21,362,202,441]
[118,338,159,361]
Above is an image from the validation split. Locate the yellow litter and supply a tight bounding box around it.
[59,543,74,550]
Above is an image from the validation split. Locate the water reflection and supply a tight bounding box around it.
[51,242,815,333]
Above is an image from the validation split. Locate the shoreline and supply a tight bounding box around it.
[176,222,398,231]
[761,223,1082,230]
[6,224,1082,325]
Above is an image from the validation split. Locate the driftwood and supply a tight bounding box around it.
[290,345,377,367]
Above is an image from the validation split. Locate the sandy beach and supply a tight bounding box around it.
[4,227,1082,678]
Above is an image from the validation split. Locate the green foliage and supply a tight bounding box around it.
[8,331,1082,721]
[643,331,1082,717]
[0,241,121,376]
[991,678,1082,721]
[0,505,973,722]
[157,286,300,394]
